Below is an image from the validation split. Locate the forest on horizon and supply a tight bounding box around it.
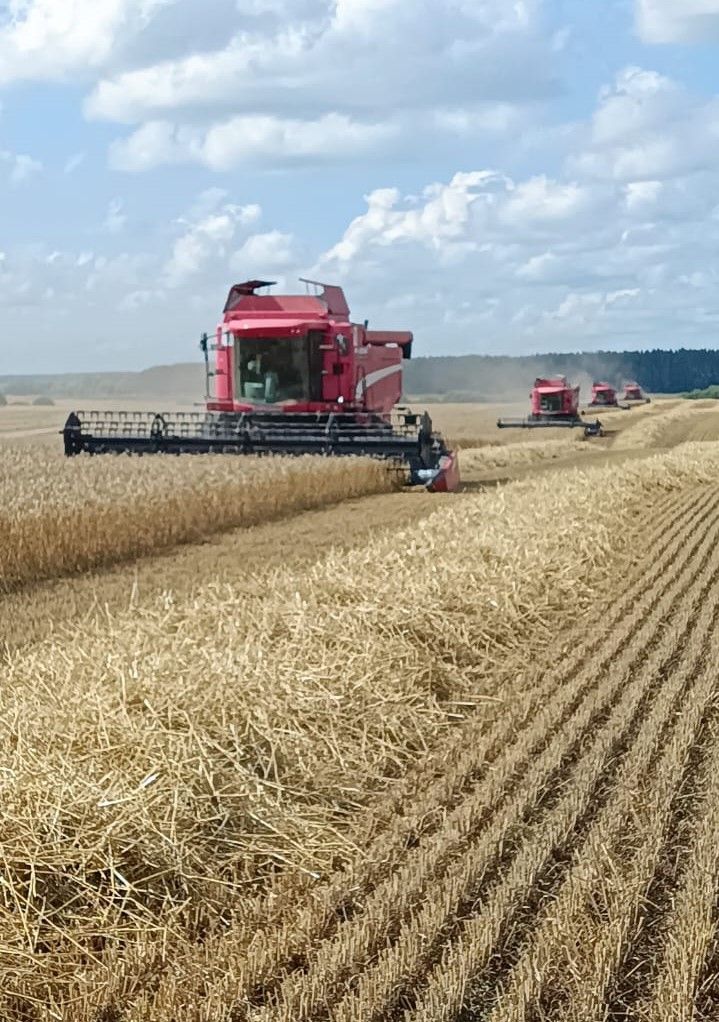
[1,348,718,402]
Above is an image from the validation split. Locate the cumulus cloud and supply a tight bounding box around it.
[232,231,297,272]
[308,82,719,355]
[0,0,178,84]
[569,67,719,182]
[163,196,262,286]
[79,0,555,168]
[636,0,719,44]
[8,57,719,369]
[88,0,551,119]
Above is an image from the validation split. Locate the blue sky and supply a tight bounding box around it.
[2,0,719,372]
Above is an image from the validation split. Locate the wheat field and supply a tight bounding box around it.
[3,398,719,1019]
[0,448,396,591]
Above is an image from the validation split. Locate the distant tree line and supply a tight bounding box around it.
[2,348,719,403]
[403,348,719,400]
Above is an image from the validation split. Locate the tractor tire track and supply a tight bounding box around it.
[220,485,719,1022]
[129,487,704,1021]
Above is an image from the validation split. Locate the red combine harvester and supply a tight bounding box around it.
[588,381,619,408]
[497,376,602,437]
[623,381,650,403]
[62,279,460,492]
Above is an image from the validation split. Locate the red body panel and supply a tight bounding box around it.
[623,382,646,401]
[589,381,618,406]
[427,452,461,493]
[208,284,410,418]
[530,376,580,418]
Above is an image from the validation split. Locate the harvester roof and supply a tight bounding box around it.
[534,376,571,393]
[223,278,351,320]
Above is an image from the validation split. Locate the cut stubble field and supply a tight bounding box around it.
[4,398,719,1019]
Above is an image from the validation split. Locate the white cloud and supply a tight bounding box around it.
[306,76,719,355]
[624,180,663,212]
[79,0,554,168]
[9,58,719,368]
[0,149,41,184]
[500,176,595,224]
[320,172,508,266]
[569,67,719,182]
[163,198,262,286]
[516,251,564,281]
[87,0,550,120]
[637,0,719,44]
[0,0,177,84]
[109,114,396,171]
[232,230,297,272]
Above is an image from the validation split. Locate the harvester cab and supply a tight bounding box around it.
[62,278,460,493]
[588,382,619,408]
[623,381,650,403]
[497,376,603,437]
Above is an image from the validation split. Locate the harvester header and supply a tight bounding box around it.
[497,375,602,436]
[63,278,459,493]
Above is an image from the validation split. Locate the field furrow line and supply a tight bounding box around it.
[600,695,719,1018]
[249,487,719,1022]
[468,556,719,1021]
[334,519,719,1022]
[125,485,716,1022]
[543,611,719,1022]
[613,720,719,1021]
[221,488,711,1016]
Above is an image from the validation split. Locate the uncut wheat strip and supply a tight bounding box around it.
[479,567,719,1022]
[458,438,588,474]
[312,520,719,1022]
[245,489,717,1022]
[0,454,395,591]
[611,401,711,450]
[619,725,719,1022]
[126,486,707,1022]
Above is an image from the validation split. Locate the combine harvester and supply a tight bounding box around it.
[588,381,620,408]
[62,279,460,492]
[497,376,603,437]
[623,381,651,403]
